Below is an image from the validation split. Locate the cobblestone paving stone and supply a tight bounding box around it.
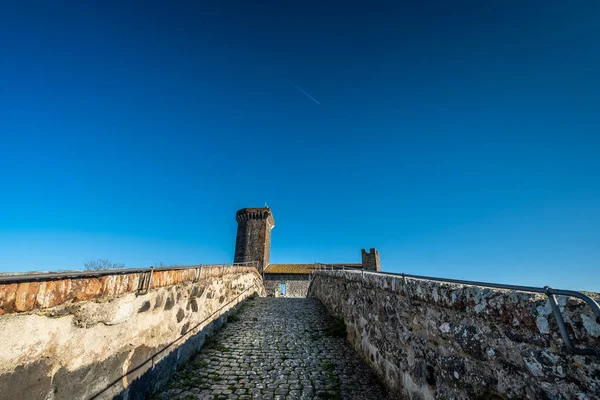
[155,297,390,400]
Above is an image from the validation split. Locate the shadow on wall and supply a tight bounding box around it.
[0,289,260,400]
[100,290,257,400]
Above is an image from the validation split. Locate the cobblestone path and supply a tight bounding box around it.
[155,298,389,400]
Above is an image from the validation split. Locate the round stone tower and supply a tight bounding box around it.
[233,207,275,274]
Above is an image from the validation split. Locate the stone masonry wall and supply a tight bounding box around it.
[234,208,274,273]
[0,266,265,400]
[361,248,381,271]
[264,274,310,297]
[308,270,600,400]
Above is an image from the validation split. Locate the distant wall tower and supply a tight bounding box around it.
[234,207,275,274]
[361,248,380,271]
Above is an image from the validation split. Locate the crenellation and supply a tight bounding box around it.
[235,208,274,223]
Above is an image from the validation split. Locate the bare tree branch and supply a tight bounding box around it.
[84,259,125,270]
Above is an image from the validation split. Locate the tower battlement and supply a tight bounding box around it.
[235,208,275,225]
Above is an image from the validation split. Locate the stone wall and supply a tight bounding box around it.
[264,274,310,297]
[234,207,275,273]
[361,248,381,271]
[308,270,600,400]
[0,266,264,400]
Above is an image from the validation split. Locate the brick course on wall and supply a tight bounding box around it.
[0,266,265,400]
[309,270,600,400]
[0,266,257,315]
[264,274,310,297]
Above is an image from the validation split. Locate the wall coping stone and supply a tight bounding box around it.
[0,266,261,315]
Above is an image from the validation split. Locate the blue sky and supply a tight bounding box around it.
[0,1,599,291]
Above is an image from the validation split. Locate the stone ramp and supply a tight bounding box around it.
[155,298,389,399]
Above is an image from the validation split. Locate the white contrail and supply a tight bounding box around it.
[287,80,320,105]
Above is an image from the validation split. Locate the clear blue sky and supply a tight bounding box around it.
[1,1,599,291]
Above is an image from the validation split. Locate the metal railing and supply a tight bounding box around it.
[0,261,260,285]
[311,267,600,357]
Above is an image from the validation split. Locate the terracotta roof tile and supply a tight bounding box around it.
[264,263,362,274]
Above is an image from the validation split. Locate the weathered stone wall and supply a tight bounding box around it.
[308,270,600,400]
[264,274,310,297]
[361,248,381,271]
[234,207,275,273]
[0,266,264,400]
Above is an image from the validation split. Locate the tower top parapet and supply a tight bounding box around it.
[236,207,275,227]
